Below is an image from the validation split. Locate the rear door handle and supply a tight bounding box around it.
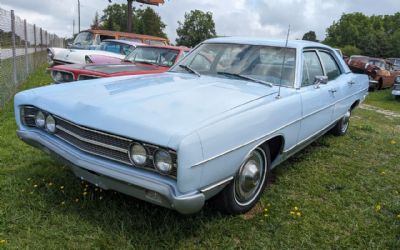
[329,88,337,93]
[348,80,355,85]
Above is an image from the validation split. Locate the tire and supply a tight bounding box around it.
[213,144,271,214]
[331,110,351,136]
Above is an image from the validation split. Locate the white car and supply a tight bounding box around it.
[47,39,143,65]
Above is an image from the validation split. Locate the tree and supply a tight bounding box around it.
[91,11,101,30]
[100,4,167,39]
[340,45,362,56]
[302,31,318,42]
[176,10,216,47]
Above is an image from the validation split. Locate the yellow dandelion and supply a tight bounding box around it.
[48,182,53,186]
[390,140,396,145]
[397,214,400,219]
[264,208,268,212]
[294,206,299,211]
[83,191,87,196]
[60,186,64,190]
[27,178,31,181]
[380,171,386,175]
[33,184,38,188]
[296,212,301,217]
[290,211,295,215]
[264,214,269,217]
[61,201,65,205]
[375,204,382,212]
[0,239,6,244]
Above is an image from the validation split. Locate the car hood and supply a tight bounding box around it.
[17,73,277,148]
[60,63,162,74]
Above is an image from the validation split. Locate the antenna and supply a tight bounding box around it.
[276,25,291,99]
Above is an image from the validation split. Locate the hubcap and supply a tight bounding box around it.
[234,148,266,206]
[341,110,351,133]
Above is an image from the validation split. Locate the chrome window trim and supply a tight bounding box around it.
[190,87,367,168]
[78,74,101,81]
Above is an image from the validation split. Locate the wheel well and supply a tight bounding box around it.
[262,136,284,163]
[350,100,360,111]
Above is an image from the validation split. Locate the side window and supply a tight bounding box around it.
[319,51,341,80]
[302,51,323,86]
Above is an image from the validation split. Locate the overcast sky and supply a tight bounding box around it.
[1,0,399,42]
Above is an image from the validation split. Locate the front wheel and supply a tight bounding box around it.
[331,110,351,136]
[213,145,270,214]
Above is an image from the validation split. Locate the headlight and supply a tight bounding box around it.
[35,111,45,128]
[45,115,56,133]
[129,143,147,166]
[47,50,54,64]
[52,71,63,82]
[154,150,173,174]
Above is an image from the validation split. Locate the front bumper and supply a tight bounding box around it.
[392,90,400,96]
[17,129,205,214]
[369,79,378,89]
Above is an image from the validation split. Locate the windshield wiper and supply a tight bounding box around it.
[179,64,201,77]
[217,72,273,87]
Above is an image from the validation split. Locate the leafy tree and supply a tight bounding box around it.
[176,10,216,47]
[340,45,362,56]
[302,31,318,42]
[91,11,101,30]
[100,4,167,39]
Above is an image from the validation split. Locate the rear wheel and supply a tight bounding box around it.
[214,145,270,214]
[331,110,351,136]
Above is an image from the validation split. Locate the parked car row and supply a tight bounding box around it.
[16,38,369,214]
[346,55,400,94]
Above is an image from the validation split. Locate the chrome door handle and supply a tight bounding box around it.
[329,88,337,93]
[348,80,355,85]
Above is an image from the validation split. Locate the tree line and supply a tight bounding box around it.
[303,12,400,58]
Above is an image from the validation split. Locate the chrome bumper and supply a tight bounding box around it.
[392,90,400,96]
[369,79,378,88]
[17,129,205,214]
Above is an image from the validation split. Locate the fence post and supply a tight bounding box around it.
[40,28,43,52]
[10,10,17,86]
[33,24,37,53]
[24,19,29,75]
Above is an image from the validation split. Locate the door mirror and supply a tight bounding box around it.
[314,75,328,88]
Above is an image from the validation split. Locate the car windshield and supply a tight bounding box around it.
[170,43,296,87]
[73,31,94,46]
[125,47,179,67]
[96,41,134,55]
[368,60,385,69]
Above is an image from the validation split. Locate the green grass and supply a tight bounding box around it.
[1,67,400,249]
[365,88,400,113]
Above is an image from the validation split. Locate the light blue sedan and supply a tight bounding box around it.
[14,37,369,214]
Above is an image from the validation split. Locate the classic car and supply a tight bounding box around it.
[393,76,400,100]
[68,29,168,50]
[47,39,143,66]
[48,45,190,83]
[14,37,368,214]
[387,58,400,71]
[347,55,400,90]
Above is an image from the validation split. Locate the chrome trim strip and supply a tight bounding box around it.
[78,74,101,81]
[190,87,367,167]
[55,116,132,142]
[56,125,128,153]
[200,176,233,193]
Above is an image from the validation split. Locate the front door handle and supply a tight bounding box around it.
[329,88,337,93]
[348,80,355,85]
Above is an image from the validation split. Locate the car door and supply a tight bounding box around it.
[297,50,338,143]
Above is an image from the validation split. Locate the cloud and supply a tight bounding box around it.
[1,0,399,43]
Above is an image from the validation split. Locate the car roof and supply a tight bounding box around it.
[203,36,332,50]
[102,39,146,46]
[136,44,190,51]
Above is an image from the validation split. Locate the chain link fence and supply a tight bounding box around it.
[0,7,65,110]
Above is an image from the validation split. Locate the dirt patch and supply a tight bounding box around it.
[359,104,400,118]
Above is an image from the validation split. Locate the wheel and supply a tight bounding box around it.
[331,110,351,136]
[213,145,270,214]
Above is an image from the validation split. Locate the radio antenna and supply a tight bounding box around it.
[276,25,291,99]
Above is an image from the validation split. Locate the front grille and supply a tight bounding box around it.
[21,106,177,177]
[394,84,400,90]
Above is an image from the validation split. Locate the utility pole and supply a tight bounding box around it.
[127,0,133,32]
[73,19,75,36]
[78,0,81,32]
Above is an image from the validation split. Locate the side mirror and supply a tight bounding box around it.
[314,75,328,88]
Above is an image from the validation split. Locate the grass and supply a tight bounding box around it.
[365,88,400,113]
[0,66,399,249]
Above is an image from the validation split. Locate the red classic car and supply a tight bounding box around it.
[48,45,190,83]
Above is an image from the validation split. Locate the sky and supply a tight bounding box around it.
[1,0,399,42]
